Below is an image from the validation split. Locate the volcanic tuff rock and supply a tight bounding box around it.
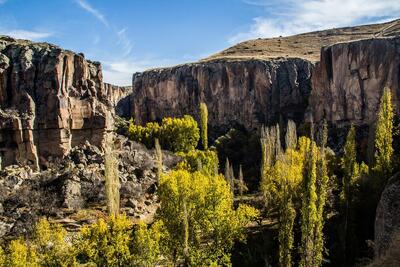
[0,36,125,170]
[374,173,400,258]
[131,59,313,135]
[309,37,400,126]
[0,136,180,239]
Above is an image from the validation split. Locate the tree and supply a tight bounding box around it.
[299,141,319,267]
[373,87,394,183]
[340,126,361,265]
[131,221,165,267]
[128,115,200,153]
[32,219,76,266]
[158,169,259,266]
[75,215,132,266]
[200,102,208,150]
[314,122,329,267]
[7,239,38,267]
[154,138,163,181]
[105,136,120,217]
[285,120,297,151]
[237,165,247,196]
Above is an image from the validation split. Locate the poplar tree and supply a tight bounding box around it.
[373,87,394,183]
[200,102,208,150]
[300,141,318,267]
[155,138,163,181]
[238,165,247,196]
[340,126,359,265]
[314,121,329,267]
[285,120,297,151]
[104,136,120,217]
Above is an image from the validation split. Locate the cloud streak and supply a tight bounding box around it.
[230,0,400,43]
[0,29,52,40]
[75,0,109,27]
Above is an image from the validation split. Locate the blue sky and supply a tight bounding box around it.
[0,0,399,85]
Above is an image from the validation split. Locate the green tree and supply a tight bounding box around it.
[177,149,218,175]
[314,122,329,267]
[131,221,165,267]
[158,169,259,266]
[299,141,319,267]
[32,219,76,266]
[128,115,200,152]
[200,102,208,150]
[7,239,38,267]
[0,246,4,267]
[75,215,132,266]
[373,87,394,183]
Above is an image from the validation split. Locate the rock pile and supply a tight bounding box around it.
[0,136,180,239]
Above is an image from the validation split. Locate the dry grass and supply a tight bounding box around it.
[204,19,400,63]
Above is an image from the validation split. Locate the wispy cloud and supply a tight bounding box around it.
[75,0,109,27]
[0,0,7,4]
[116,28,133,56]
[230,0,400,43]
[0,29,52,40]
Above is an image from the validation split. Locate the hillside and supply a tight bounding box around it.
[204,19,400,62]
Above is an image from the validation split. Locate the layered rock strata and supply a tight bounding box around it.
[131,59,313,134]
[0,36,113,170]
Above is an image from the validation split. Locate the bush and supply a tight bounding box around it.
[158,169,259,266]
[128,115,200,153]
[75,215,133,266]
[32,219,76,266]
[177,149,219,175]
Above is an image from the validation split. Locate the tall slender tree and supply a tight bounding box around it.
[200,102,208,150]
[285,120,297,151]
[300,141,318,267]
[340,126,360,265]
[104,135,120,217]
[373,87,394,183]
[314,122,329,267]
[155,138,163,181]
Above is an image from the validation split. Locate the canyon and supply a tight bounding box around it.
[0,19,399,261]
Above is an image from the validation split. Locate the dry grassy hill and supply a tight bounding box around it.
[204,19,400,62]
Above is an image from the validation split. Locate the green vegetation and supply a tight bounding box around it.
[373,87,394,184]
[158,169,258,266]
[3,87,399,266]
[127,115,200,152]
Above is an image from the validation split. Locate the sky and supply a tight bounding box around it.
[0,0,399,86]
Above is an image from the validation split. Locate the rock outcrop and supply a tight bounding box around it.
[0,36,114,170]
[0,135,179,239]
[103,83,132,117]
[131,59,313,136]
[374,173,400,258]
[309,37,400,126]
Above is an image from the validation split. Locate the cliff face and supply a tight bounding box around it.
[103,83,132,116]
[131,59,313,135]
[130,37,400,134]
[0,36,113,170]
[309,37,400,126]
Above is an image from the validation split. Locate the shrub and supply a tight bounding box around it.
[158,169,259,266]
[75,215,132,266]
[176,149,219,175]
[128,115,200,153]
[32,219,76,266]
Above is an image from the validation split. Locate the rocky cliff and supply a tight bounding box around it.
[309,37,400,126]
[374,173,400,258]
[130,36,400,136]
[0,36,116,170]
[131,59,313,136]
